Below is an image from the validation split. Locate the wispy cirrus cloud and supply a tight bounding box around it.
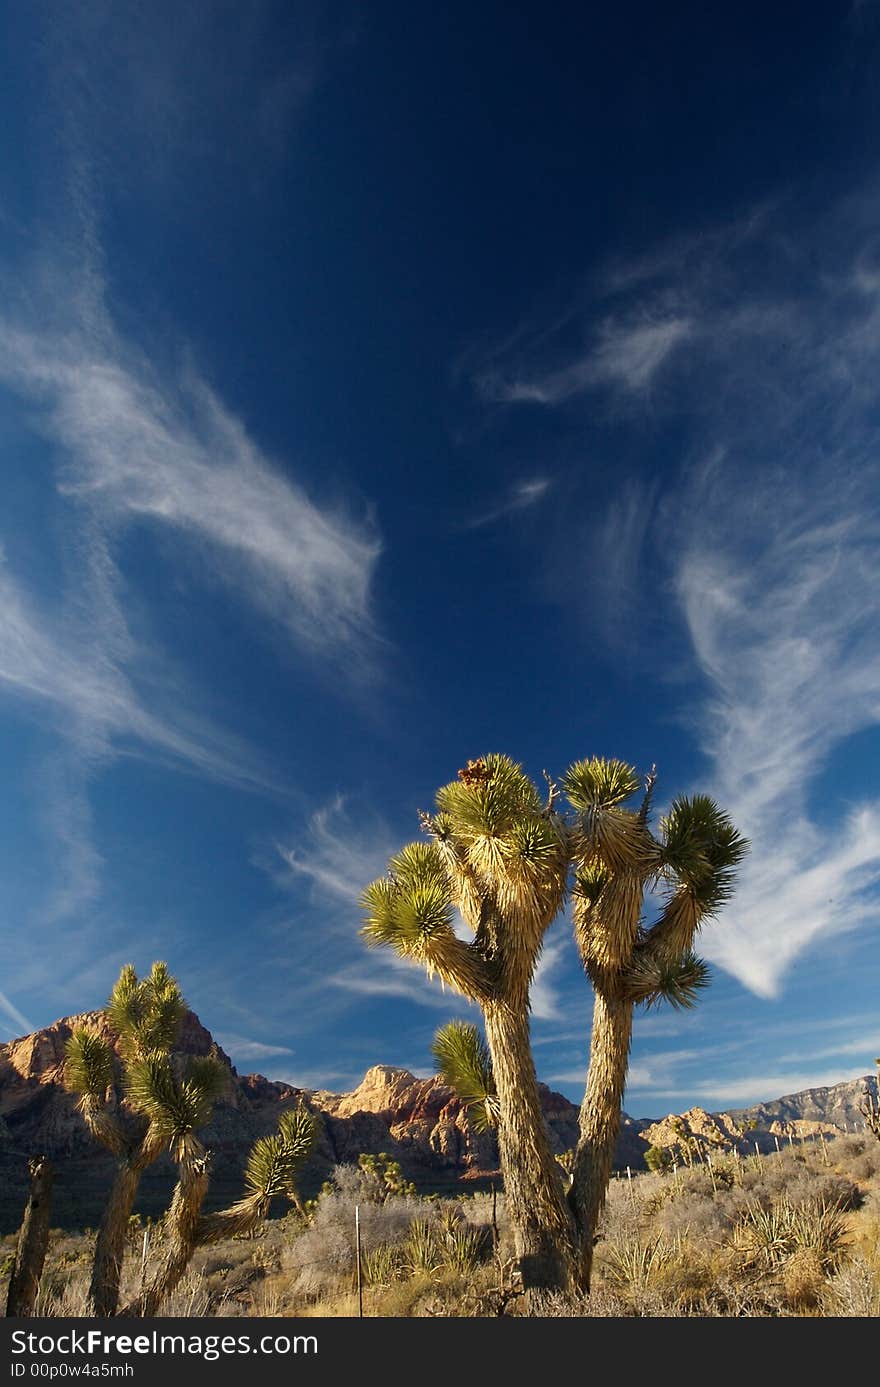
[0,222,381,921]
[215,1035,294,1065]
[635,1067,874,1107]
[0,310,381,663]
[476,316,690,404]
[0,991,36,1041]
[466,476,553,528]
[477,187,880,1000]
[677,466,880,996]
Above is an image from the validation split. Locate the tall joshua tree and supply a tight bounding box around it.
[363,755,579,1296]
[362,754,746,1300]
[564,760,746,1288]
[65,962,190,1316]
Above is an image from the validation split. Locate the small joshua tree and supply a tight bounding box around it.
[65,962,190,1316]
[861,1060,880,1142]
[363,753,746,1299]
[67,961,319,1317]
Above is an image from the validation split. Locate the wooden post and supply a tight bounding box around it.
[355,1204,363,1318]
[774,1135,780,1152]
[6,1156,53,1318]
[626,1165,635,1209]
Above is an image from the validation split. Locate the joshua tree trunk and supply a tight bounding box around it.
[483,1000,577,1299]
[570,988,633,1290]
[6,1156,53,1317]
[135,1155,210,1318]
[88,1158,144,1317]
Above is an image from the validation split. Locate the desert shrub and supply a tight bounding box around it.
[443,1222,488,1273]
[362,1242,405,1286]
[786,1172,862,1212]
[326,1154,416,1205]
[404,1219,442,1275]
[654,1191,728,1242]
[782,1248,826,1310]
[822,1255,880,1316]
[734,1198,848,1275]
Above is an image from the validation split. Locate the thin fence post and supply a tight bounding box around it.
[139,1224,150,1315]
[355,1204,363,1318]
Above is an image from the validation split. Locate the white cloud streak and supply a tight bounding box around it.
[0,991,36,1039]
[466,477,553,528]
[0,317,381,662]
[215,1035,294,1064]
[478,317,690,404]
[505,191,880,999]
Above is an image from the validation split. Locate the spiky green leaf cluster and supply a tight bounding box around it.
[432,1020,499,1132]
[64,1027,114,1099]
[435,754,542,836]
[244,1103,319,1200]
[624,951,711,1010]
[362,842,454,953]
[107,961,187,1060]
[124,1053,225,1147]
[562,758,641,812]
[563,757,651,876]
[660,796,749,913]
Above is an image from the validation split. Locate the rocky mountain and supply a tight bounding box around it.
[0,1011,593,1232]
[1,1012,876,1233]
[729,1077,878,1132]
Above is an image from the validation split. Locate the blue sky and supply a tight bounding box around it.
[1,1,879,1116]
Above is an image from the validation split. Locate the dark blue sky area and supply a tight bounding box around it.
[1,1,879,1113]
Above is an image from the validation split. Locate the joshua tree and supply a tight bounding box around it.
[363,756,578,1297]
[362,753,746,1299]
[64,962,191,1316]
[565,761,747,1288]
[67,960,319,1318]
[861,1059,880,1142]
[129,1103,317,1316]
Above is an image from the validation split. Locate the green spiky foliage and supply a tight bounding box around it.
[124,1051,226,1160]
[129,1103,320,1316]
[362,752,746,1300]
[432,1020,499,1133]
[106,961,187,1062]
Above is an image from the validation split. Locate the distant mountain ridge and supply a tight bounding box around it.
[0,1011,876,1232]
